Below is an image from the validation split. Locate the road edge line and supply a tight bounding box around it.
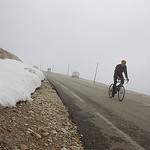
[71,92,85,103]
[95,112,145,150]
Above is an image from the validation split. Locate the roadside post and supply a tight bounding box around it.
[94,63,99,83]
[52,64,54,72]
[67,64,70,76]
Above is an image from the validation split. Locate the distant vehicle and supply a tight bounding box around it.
[33,66,39,70]
[72,72,80,78]
[47,68,51,72]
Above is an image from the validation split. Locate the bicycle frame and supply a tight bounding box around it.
[108,79,128,101]
[117,79,129,85]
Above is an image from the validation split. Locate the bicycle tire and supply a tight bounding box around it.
[108,84,114,98]
[118,85,125,101]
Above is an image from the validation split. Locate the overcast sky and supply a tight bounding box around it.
[0,0,150,95]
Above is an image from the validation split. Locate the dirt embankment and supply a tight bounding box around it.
[0,48,21,61]
[0,80,83,150]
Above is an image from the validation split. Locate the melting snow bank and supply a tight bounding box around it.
[0,59,45,107]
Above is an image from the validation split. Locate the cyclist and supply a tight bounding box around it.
[112,60,129,97]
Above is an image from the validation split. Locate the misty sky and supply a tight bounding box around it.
[0,0,150,95]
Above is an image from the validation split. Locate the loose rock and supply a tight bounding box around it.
[20,144,27,150]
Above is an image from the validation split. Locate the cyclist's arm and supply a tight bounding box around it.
[115,65,120,79]
[115,65,120,74]
[124,66,129,80]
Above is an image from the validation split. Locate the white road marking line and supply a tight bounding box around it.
[95,112,145,150]
[60,84,68,90]
[54,80,68,90]
[71,92,85,103]
[54,80,84,102]
[55,81,59,84]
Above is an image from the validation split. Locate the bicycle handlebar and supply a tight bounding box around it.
[117,79,129,84]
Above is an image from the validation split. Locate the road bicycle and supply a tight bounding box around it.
[108,79,128,101]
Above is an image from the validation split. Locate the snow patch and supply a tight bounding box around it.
[0,59,45,107]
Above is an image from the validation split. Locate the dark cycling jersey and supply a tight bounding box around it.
[114,64,128,79]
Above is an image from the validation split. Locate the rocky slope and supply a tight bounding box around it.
[0,48,21,61]
[0,79,83,150]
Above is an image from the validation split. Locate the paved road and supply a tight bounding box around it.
[44,72,150,150]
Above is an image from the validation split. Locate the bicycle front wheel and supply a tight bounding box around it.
[108,84,114,98]
[118,86,125,101]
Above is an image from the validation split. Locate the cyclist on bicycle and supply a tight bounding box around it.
[112,60,129,97]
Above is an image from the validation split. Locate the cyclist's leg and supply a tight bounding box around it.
[112,74,117,97]
[120,76,124,85]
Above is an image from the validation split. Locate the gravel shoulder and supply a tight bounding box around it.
[0,79,83,150]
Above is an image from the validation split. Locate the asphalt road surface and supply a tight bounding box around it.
[44,72,150,150]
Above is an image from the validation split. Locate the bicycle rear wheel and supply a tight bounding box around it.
[118,86,125,101]
[108,84,114,98]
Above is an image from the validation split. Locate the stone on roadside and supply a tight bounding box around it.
[61,147,68,150]
[42,132,49,136]
[47,137,52,143]
[61,128,68,134]
[27,128,42,138]
[51,130,57,134]
[25,100,33,105]
[11,117,15,121]
[44,143,49,147]
[20,144,27,150]
[34,132,42,139]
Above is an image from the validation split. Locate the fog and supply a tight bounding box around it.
[0,0,150,95]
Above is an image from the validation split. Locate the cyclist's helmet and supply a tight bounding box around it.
[121,60,126,64]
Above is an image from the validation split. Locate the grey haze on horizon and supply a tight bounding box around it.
[0,0,150,95]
